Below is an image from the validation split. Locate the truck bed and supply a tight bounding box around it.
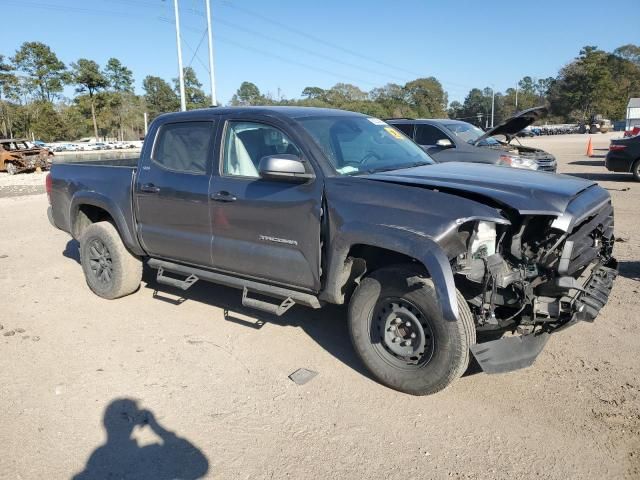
[48,161,138,247]
[54,156,139,168]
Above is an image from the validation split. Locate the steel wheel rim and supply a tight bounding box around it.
[371,297,435,369]
[88,238,113,285]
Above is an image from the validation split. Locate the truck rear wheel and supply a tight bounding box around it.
[79,221,142,299]
[348,265,475,395]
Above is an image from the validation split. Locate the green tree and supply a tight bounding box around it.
[458,88,492,127]
[403,77,448,118]
[301,86,326,100]
[104,58,135,140]
[71,59,109,139]
[324,83,368,104]
[174,67,209,110]
[230,81,263,105]
[0,54,17,137]
[143,75,179,120]
[549,46,618,121]
[11,41,68,101]
[369,83,412,117]
[447,100,463,119]
[104,58,134,93]
[614,44,640,66]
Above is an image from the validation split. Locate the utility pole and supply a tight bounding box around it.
[515,85,518,111]
[143,112,148,135]
[204,0,217,106]
[173,0,187,111]
[490,87,495,128]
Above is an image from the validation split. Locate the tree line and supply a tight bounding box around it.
[0,41,210,141]
[0,41,639,142]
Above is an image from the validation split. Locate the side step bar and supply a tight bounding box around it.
[242,287,295,316]
[156,266,199,291]
[147,258,322,313]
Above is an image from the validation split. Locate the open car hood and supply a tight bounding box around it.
[366,162,596,216]
[474,106,547,145]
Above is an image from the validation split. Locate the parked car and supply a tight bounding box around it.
[623,126,640,138]
[516,126,535,137]
[605,133,640,180]
[47,107,617,395]
[53,143,81,152]
[0,138,52,174]
[387,107,557,172]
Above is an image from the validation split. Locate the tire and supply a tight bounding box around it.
[5,162,17,175]
[79,221,142,299]
[632,159,640,182]
[348,265,476,395]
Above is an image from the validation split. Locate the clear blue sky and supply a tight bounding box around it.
[3,0,639,105]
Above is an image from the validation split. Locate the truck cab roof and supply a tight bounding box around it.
[154,106,368,123]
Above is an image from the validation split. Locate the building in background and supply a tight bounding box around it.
[627,98,640,130]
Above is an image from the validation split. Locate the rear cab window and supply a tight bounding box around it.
[152,121,214,174]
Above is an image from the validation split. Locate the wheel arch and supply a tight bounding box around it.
[320,224,459,322]
[69,192,145,256]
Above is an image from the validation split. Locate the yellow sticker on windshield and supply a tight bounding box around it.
[384,126,404,139]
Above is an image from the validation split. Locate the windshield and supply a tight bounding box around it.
[297,116,435,175]
[443,122,501,146]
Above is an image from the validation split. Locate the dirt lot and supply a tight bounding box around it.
[1,133,638,479]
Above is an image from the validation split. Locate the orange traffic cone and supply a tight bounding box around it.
[586,137,593,157]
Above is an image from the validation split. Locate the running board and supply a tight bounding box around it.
[147,258,321,311]
[156,266,199,291]
[242,287,295,316]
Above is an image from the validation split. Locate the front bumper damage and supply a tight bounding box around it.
[470,259,617,374]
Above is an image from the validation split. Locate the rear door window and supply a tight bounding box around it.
[152,121,214,174]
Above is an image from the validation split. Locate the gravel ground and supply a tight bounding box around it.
[0,171,47,198]
[0,132,638,479]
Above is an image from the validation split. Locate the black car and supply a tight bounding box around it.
[47,107,616,395]
[605,133,640,180]
[387,106,557,172]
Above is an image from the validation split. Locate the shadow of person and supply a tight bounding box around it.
[72,398,209,480]
[63,239,80,264]
[617,260,640,281]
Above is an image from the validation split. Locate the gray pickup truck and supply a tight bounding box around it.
[47,107,617,395]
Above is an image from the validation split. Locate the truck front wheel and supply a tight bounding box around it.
[79,221,142,299]
[348,266,475,395]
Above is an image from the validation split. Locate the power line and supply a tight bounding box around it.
[193,2,478,92]
[187,28,208,69]
[8,0,479,96]
[181,9,411,84]
[158,17,379,88]
[218,0,424,79]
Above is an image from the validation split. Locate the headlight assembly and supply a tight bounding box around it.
[498,154,538,170]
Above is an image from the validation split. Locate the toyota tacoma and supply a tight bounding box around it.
[47,107,617,395]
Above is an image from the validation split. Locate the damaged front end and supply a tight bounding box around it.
[452,189,617,374]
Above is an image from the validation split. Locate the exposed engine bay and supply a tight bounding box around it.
[453,198,616,337]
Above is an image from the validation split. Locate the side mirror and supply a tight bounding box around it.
[436,138,453,148]
[258,154,314,182]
